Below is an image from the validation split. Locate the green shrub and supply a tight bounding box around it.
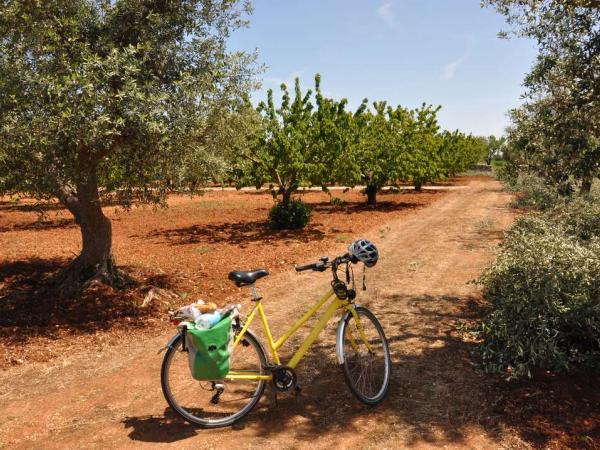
[269,200,311,230]
[506,173,561,210]
[329,196,344,207]
[476,225,600,379]
[549,197,600,241]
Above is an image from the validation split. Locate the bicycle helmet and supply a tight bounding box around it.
[348,239,379,267]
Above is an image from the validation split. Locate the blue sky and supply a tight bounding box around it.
[228,0,538,136]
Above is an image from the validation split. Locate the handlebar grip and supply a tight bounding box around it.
[295,262,318,272]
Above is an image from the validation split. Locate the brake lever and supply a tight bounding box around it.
[315,262,328,272]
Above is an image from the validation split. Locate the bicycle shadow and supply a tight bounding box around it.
[122,408,198,443]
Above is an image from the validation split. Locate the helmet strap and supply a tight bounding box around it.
[362,265,367,291]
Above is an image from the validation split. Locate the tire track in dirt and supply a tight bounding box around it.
[0,177,527,449]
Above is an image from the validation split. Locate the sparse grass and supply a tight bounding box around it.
[462,169,495,177]
[165,199,249,212]
[474,219,497,234]
[196,200,228,209]
[407,260,422,271]
[334,233,353,243]
[378,225,391,239]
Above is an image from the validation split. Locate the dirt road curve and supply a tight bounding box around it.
[0,177,523,449]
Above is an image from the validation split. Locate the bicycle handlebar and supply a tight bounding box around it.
[295,253,354,273]
[295,262,322,272]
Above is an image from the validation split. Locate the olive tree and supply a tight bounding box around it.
[485,0,600,194]
[0,0,258,293]
[484,135,507,165]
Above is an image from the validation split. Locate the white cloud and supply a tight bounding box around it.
[377,2,394,26]
[265,68,307,88]
[442,58,464,80]
[441,37,473,80]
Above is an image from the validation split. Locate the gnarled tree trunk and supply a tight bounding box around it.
[56,171,122,295]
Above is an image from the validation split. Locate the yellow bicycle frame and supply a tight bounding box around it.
[226,288,372,382]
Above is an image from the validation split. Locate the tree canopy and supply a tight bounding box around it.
[485,0,600,194]
[239,74,349,207]
[237,77,486,210]
[0,0,258,292]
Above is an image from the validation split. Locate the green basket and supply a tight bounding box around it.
[185,315,232,381]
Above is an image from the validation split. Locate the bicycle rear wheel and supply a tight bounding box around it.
[339,306,391,405]
[161,328,267,428]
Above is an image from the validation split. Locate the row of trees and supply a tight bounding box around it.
[235,75,487,207]
[0,1,487,293]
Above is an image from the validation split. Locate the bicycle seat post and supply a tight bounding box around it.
[250,284,262,301]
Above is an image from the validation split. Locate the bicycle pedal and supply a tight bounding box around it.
[294,385,302,396]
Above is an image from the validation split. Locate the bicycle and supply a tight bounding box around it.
[160,242,392,428]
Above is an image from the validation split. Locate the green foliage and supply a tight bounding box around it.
[476,178,600,379]
[476,213,600,378]
[184,101,263,188]
[336,100,410,203]
[398,104,442,191]
[0,1,257,205]
[0,0,258,286]
[482,135,507,165]
[239,74,349,207]
[269,200,311,230]
[548,196,600,241]
[329,196,344,207]
[238,74,485,207]
[506,173,562,210]
[485,0,600,194]
[438,132,488,178]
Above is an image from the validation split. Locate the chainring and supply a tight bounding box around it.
[270,365,297,392]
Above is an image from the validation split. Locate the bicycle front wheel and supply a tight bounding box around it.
[161,328,267,428]
[339,306,391,405]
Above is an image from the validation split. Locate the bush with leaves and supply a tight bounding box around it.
[548,196,600,242]
[269,200,311,230]
[505,173,562,210]
[476,215,600,379]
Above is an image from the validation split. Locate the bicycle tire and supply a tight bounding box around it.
[339,306,391,405]
[161,328,268,428]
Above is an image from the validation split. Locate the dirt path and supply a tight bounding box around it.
[0,177,524,449]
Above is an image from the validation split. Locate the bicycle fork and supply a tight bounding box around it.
[336,304,373,364]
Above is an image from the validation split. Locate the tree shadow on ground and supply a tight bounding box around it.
[0,199,66,213]
[310,200,424,215]
[144,219,327,246]
[0,257,171,345]
[122,292,600,448]
[0,217,76,232]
